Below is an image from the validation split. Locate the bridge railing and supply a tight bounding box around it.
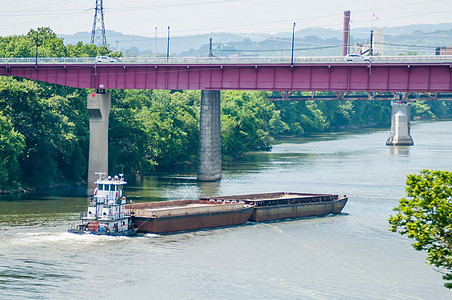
[1,55,452,65]
[0,57,95,64]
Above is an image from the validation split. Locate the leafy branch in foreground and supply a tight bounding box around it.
[389,169,452,289]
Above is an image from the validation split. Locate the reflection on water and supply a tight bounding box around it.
[389,146,411,155]
[1,121,452,299]
[197,181,221,198]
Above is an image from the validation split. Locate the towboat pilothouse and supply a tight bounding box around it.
[68,173,136,236]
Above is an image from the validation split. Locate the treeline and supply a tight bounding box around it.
[1,28,451,191]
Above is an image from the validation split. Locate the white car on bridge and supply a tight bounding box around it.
[96,56,117,63]
[344,54,371,62]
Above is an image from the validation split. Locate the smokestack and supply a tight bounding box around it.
[342,10,351,56]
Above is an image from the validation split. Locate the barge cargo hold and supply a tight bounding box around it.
[125,200,254,234]
[200,192,348,222]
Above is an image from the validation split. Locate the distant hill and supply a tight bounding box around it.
[58,23,452,57]
[59,30,260,56]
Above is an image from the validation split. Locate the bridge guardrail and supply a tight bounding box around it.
[1,55,452,65]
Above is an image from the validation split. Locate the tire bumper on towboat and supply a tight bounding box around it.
[67,227,136,236]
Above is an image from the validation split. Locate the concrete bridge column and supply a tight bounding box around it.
[87,92,111,194]
[198,90,222,181]
[386,101,414,146]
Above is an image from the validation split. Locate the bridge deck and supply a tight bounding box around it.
[1,55,452,65]
[1,56,452,92]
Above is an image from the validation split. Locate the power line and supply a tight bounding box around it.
[106,0,241,12]
[215,45,340,53]
[375,42,438,49]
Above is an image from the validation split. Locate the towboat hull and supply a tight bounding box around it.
[68,217,137,236]
[68,227,136,236]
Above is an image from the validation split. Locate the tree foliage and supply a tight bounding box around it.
[0,111,25,189]
[0,27,117,58]
[0,28,108,189]
[109,90,200,173]
[273,97,393,134]
[389,170,452,289]
[0,76,88,186]
[221,91,285,158]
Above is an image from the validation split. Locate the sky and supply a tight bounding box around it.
[0,0,451,38]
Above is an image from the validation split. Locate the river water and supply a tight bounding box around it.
[1,120,452,299]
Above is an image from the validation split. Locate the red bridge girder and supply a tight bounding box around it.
[1,62,452,92]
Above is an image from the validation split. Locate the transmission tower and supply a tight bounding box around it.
[90,0,107,46]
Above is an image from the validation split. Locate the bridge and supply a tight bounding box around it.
[2,55,452,191]
[1,56,452,92]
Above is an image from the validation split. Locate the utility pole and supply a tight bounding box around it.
[155,27,158,58]
[91,0,107,46]
[291,22,296,66]
[166,26,170,62]
[34,28,41,66]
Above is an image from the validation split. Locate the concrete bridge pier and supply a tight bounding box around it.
[87,92,111,194]
[386,101,414,146]
[198,90,222,181]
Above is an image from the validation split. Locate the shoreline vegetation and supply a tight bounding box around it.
[1,28,452,193]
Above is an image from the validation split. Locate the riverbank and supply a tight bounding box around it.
[0,181,85,195]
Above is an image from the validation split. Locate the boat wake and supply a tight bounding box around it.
[0,230,130,250]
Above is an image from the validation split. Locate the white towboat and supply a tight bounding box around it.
[68,173,136,236]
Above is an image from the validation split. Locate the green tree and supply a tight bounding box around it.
[0,27,117,58]
[0,77,87,186]
[0,111,25,189]
[274,100,327,135]
[0,28,116,189]
[221,91,285,158]
[109,89,200,173]
[411,101,436,119]
[389,169,452,288]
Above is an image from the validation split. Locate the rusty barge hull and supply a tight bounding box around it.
[126,200,254,234]
[132,208,254,234]
[127,193,348,234]
[249,196,347,222]
[200,192,348,222]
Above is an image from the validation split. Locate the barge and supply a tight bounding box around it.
[200,192,348,222]
[125,200,254,234]
[68,173,136,236]
[69,174,347,235]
